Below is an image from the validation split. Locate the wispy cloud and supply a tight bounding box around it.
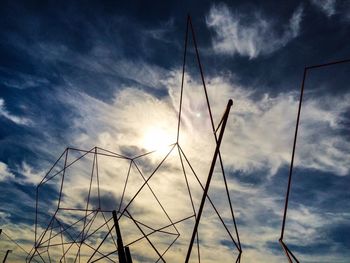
[206,3,303,58]
[143,18,175,43]
[310,0,337,17]
[0,68,49,89]
[0,162,15,182]
[0,98,31,125]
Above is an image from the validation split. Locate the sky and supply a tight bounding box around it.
[0,0,350,262]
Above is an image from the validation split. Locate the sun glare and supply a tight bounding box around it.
[142,127,174,154]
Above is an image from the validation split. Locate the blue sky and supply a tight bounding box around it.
[0,0,350,262]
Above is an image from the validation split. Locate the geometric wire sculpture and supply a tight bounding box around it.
[28,146,191,262]
[27,15,241,262]
[279,58,350,263]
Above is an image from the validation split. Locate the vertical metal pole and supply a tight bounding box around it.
[112,210,127,263]
[185,99,233,262]
[125,247,133,263]
[2,250,12,263]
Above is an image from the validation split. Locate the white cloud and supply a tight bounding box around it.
[310,0,337,17]
[57,69,350,178]
[0,98,31,125]
[206,3,303,58]
[17,161,45,185]
[0,162,15,182]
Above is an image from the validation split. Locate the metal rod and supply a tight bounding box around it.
[185,99,233,262]
[279,58,350,261]
[125,247,133,263]
[280,68,307,240]
[2,250,12,263]
[125,210,165,262]
[112,210,127,263]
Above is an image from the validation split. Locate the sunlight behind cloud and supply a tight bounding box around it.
[142,126,175,154]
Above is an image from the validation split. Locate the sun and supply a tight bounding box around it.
[142,127,174,154]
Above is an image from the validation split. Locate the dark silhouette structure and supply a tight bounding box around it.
[279,58,350,262]
[27,15,241,262]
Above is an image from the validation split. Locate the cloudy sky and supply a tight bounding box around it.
[0,0,350,262]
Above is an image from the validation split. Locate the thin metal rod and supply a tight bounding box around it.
[279,58,350,261]
[2,250,11,263]
[187,14,241,253]
[185,99,233,262]
[281,68,306,239]
[178,145,239,250]
[125,210,165,263]
[1,230,29,255]
[306,58,350,70]
[90,215,193,263]
[118,144,176,219]
[177,15,189,143]
[132,160,180,235]
[118,161,133,212]
[280,59,350,239]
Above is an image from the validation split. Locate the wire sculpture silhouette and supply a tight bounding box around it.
[279,58,350,263]
[27,15,241,262]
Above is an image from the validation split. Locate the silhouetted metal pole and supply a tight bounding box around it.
[125,246,133,263]
[2,250,12,263]
[185,99,233,262]
[112,210,127,263]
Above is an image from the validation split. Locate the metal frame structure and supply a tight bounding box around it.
[279,58,350,262]
[26,15,241,262]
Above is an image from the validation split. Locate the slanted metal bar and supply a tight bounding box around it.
[2,250,12,263]
[185,99,233,262]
